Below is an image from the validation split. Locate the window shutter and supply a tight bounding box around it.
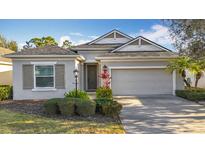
[23,64,34,89]
[55,64,65,89]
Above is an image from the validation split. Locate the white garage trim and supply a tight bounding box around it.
[172,70,176,95]
[108,66,176,95]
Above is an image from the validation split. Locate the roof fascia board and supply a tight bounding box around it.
[4,55,85,61]
[139,36,173,52]
[72,48,114,51]
[95,56,177,61]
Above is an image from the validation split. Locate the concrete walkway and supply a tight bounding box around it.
[116,95,205,134]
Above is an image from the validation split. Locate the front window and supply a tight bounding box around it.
[35,65,54,88]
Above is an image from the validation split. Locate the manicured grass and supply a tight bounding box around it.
[0,109,124,134]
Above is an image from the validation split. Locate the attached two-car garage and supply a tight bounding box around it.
[111,68,173,96]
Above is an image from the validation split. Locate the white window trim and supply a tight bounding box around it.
[107,66,176,96]
[32,63,56,91]
[31,62,57,65]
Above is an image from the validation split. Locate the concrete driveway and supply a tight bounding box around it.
[116,95,205,134]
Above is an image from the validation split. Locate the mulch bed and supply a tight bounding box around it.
[0,100,118,123]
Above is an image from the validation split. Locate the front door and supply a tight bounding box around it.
[87,64,97,91]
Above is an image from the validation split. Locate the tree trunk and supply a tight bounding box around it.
[181,70,191,87]
[195,79,199,88]
[183,78,191,87]
[195,72,202,88]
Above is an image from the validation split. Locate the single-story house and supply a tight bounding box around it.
[5,29,184,100]
[0,47,14,85]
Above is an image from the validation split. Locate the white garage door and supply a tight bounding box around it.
[111,68,173,95]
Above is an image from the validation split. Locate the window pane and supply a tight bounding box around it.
[36,77,54,87]
[35,66,53,76]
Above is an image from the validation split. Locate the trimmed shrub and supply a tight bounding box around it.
[96,87,112,99]
[184,87,205,92]
[58,98,75,116]
[75,100,96,116]
[44,98,61,115]
[176,89,205,101]
[101,101,122,118]
[0,85,13,101]
[64,90,90,100]
[95,98,113,113]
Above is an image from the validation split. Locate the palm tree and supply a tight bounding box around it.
[189,60,205,87]
[62,40,72,49]
[167,56,191,87]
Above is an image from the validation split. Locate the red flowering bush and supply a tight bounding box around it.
[99,65,111,88]
[97,65,113,99]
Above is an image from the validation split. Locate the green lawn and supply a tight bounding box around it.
[0,109,124,134]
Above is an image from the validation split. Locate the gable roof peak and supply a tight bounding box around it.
[88,29,133,45]
[111,35,173,53]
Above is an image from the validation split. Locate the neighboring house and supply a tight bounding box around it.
[0,47,14,85]
[5,29,184,100]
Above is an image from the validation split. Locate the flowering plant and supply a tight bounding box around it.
[99,65,111,88]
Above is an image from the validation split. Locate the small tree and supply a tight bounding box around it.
[167,56,205,88]
[97,65,112,99]
[25,36,58,48]
[99,65,111,88]
[167,56,191,87]
[0,34,18,51]
[189,60,205,87]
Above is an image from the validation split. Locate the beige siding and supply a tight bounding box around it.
[55,64,65,89]
[0,70,12,85]
[23,64,34,89]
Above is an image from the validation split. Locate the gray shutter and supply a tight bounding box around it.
[23,64,34,89]
[55,64,65,89]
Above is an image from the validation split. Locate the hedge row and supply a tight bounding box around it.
[95,98,122,118]
[0,85,13,101]
[176,89,205,101]
[44,98,122,118]
[44,98,96,116]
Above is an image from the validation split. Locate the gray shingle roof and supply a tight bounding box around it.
[6,46,77,56]
[96,51,178,58]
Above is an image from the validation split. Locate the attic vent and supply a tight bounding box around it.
[141,39,151,45]
[105,33,114,38]
[130,39,140,45]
